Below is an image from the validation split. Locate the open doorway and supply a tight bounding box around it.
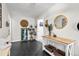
[37,19,44,43]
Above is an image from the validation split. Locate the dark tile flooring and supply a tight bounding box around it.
[10,40,50,56]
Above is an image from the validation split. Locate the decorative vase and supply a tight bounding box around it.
[48,24,53,36]
[49,31,51,36]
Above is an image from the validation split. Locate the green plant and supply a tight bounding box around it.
[48,24,53,36]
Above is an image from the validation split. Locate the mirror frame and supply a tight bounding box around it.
[54,15,67,29]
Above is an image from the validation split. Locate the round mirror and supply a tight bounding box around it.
[54,15,67,29]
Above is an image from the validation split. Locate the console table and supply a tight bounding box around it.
[42,35,75,56]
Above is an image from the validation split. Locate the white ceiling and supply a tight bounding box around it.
[6,3,55,18]
[6,3,79,18]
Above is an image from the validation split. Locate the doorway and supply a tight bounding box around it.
[21,28,28,41]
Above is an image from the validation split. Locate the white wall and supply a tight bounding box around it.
[39,4,79,56]
[0,4,10,40]
[10,11,35,42]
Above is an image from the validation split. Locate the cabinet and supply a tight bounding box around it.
[42,35,75,56]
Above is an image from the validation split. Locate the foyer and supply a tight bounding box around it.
[0,3,79,56]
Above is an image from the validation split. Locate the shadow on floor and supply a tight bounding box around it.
[10,40,50,56]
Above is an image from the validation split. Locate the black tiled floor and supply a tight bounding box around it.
[10,40,50,56]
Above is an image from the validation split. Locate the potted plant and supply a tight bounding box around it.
[48,24,53,36]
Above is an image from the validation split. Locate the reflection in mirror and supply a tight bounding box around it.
[54,15,67,29]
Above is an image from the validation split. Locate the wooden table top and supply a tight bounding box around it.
[42,35,75,45]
